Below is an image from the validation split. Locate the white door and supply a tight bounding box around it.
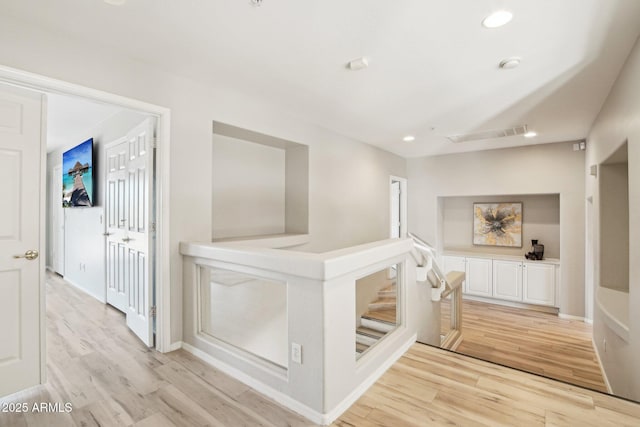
[106,140,129,312]
[523,262,556,306]
[52,164,65,275]
[465,258,493,297]
[105,119,155,346]
[390,180,401,239]
[0,83,45,397]
[492,260,522,301]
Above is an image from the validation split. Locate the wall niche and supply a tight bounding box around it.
[212,122,309,241]
[439,193,561,258]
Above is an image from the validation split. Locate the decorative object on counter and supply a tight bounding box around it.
[525,239,545,260]
[473,202,522,248]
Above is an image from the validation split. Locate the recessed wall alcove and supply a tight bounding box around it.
[437,193,561,257]
[212,122,309,241]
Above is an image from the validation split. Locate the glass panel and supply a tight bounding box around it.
[355,263,401,359]
[440,294,452,345]
[199,267,288,369]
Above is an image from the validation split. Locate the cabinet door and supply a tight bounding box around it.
[492,260,523,301]
[466,258,492,297]
[523,263,556,306]
[442,256,467,292]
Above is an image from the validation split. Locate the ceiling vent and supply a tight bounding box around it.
[446,125,528,143]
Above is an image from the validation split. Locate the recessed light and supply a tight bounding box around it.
[482,10,513,28]
[403,135,416,142]
[524,131,537,138]
[104,0,126,5]
[499,57,521,69]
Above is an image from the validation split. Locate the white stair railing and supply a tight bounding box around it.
[408,232,464,350]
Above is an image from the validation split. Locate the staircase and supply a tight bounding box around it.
[356,283,397,356]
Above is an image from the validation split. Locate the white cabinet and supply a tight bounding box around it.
[442,253,558,308]
[493,260,523,301]
[523,262,556,306]
[465,258,493,297]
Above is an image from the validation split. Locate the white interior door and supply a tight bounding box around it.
[106,140,129,312]
[390,180,401,239]
[0,83,45,397]
[105,118,155,346]
[52,164,65,275]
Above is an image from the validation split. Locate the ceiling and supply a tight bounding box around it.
[5,0,640,158]
[47,93,122,153]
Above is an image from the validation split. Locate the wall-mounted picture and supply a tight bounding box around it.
[63,138,94,207]
[473,202,522,247]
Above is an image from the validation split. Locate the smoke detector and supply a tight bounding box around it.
[499,57,521,69]
[347,57,369,71]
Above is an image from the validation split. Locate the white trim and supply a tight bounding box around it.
[182,342,324,424]
[591,337,613,393]
[324,334,415,425]
[0,64,172,353]
[183,335,415,425]
[558,313,587,322]
[389,176,408,239]
[168,341,183,352]
[584,318,593,325]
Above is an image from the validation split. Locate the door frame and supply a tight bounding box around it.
[0,65,172,362]
[389,176,408,238]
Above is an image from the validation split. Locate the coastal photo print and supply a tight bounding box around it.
[473,202,522,247]
[62,138,94,207]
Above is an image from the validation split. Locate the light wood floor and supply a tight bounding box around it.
[3,274,637,426]
[456,299,607,392]
[335,344,640,427]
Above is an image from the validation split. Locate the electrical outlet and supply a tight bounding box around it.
[291,343,302,364]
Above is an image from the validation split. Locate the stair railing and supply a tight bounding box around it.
[408,232,464,350]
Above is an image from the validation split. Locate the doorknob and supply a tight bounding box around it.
[122,237,133,243]
[14,250,39,260]
[103,232,112,236]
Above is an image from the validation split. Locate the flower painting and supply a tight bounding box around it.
[473,202,522,247]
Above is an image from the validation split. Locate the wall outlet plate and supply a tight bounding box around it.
[291,343,302,364]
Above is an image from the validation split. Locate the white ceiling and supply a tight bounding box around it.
[47,93,122,153]
[6,0,640,158]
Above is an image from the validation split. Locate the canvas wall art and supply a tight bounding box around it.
[473,202,522,247]
[62,138,94,207]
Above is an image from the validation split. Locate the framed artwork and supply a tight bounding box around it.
[473,202,522,247]
[62,138,94,207]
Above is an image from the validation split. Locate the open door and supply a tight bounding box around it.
[105,118,155,346]
[0,83,45,397]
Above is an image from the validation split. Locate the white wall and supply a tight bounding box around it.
[586,35,640,401]
[46,110,150,301]
[442,194,560,258]
[212,134,286,239]
[3,17,405,345]
[407,142,585,316]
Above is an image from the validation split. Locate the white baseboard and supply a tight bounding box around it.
[323,334,416,424]
[167,341,183,352]
[559,313,586,322]
[591,337,612,394]
[182,342,325,424]
[182,334,416,425]
[584,318,593,325]
[62,277,106,304]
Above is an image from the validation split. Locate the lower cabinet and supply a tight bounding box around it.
[492,260,523,301]
[522,262,556,306]
[442,254,558,308]
[465,258,492,297]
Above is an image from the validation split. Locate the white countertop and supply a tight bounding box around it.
[442,249,560,265]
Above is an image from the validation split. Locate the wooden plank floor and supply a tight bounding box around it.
[3,274,636,426]
[0,273,313,427]
[455,299,607,392]
[335,344,640,427]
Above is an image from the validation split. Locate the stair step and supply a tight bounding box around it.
[356,342,370,354]
[356,332,379,346]
[368,297,397,311]
[360,316,396,333]
[356,326,386,339]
